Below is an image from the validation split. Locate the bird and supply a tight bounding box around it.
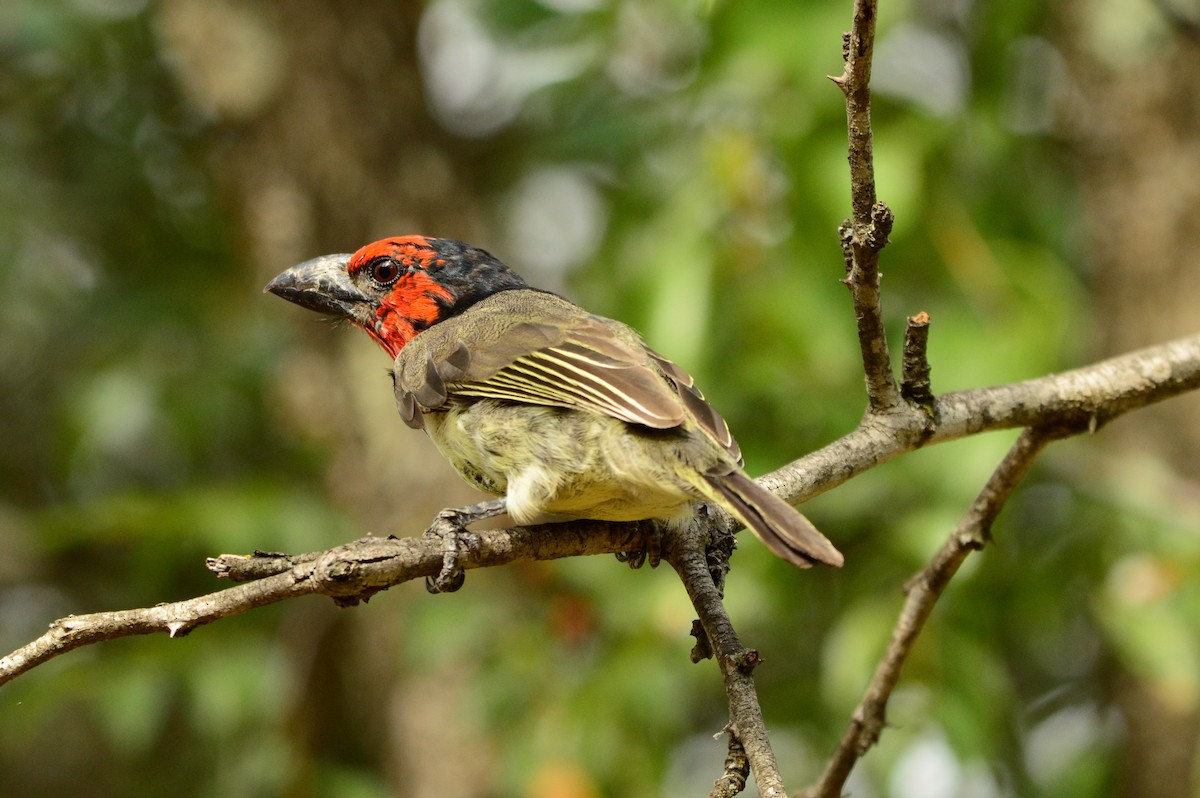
[265,235,842,591]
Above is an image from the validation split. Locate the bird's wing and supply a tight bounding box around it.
[645,347,742,465]
[393,291,740,460]
[450,314,687,428]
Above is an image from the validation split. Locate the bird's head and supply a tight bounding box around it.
[265,235,526,357]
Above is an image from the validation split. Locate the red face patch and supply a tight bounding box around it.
[348,235,438,274]
[348,236,454,358]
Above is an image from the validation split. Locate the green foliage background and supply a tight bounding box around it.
[1,1,1197,796]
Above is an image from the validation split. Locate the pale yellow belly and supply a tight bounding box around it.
[422,400,701,524]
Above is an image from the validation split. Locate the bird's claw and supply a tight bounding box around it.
[615,520,662,570]
[426,567,465,594]
[615,549,646,569]
[423,510,481,593]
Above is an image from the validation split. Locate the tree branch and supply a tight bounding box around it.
[832,0,898,412]
[760,332,1200,507]
[663,521,786,797]
[800,427,1060,798]
[0,522,649,686]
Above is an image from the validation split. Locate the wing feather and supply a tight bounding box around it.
[455,365,581,408]
[646,347,741,463]
[525,349,680,422]
[392,290,740,456]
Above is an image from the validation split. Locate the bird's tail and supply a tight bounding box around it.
[701,470,843,568]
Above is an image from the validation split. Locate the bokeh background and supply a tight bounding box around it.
[2,0,1199,796]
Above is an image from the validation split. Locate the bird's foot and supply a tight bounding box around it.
[423,508,482,594]
[615,520,663,570]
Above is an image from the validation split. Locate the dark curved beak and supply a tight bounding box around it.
[264,254,366,318]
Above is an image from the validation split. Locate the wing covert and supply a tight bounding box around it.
[391,290,740,453]
[450,317,687,429]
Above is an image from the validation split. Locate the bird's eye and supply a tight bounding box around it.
[369,257,400,285]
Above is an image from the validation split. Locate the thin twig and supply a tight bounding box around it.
[665,522,786,797]
[801,427,1060,798]
[832,0,898,411]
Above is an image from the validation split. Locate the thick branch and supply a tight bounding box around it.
[760,333,1200,508]
[801,427,1058,798]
